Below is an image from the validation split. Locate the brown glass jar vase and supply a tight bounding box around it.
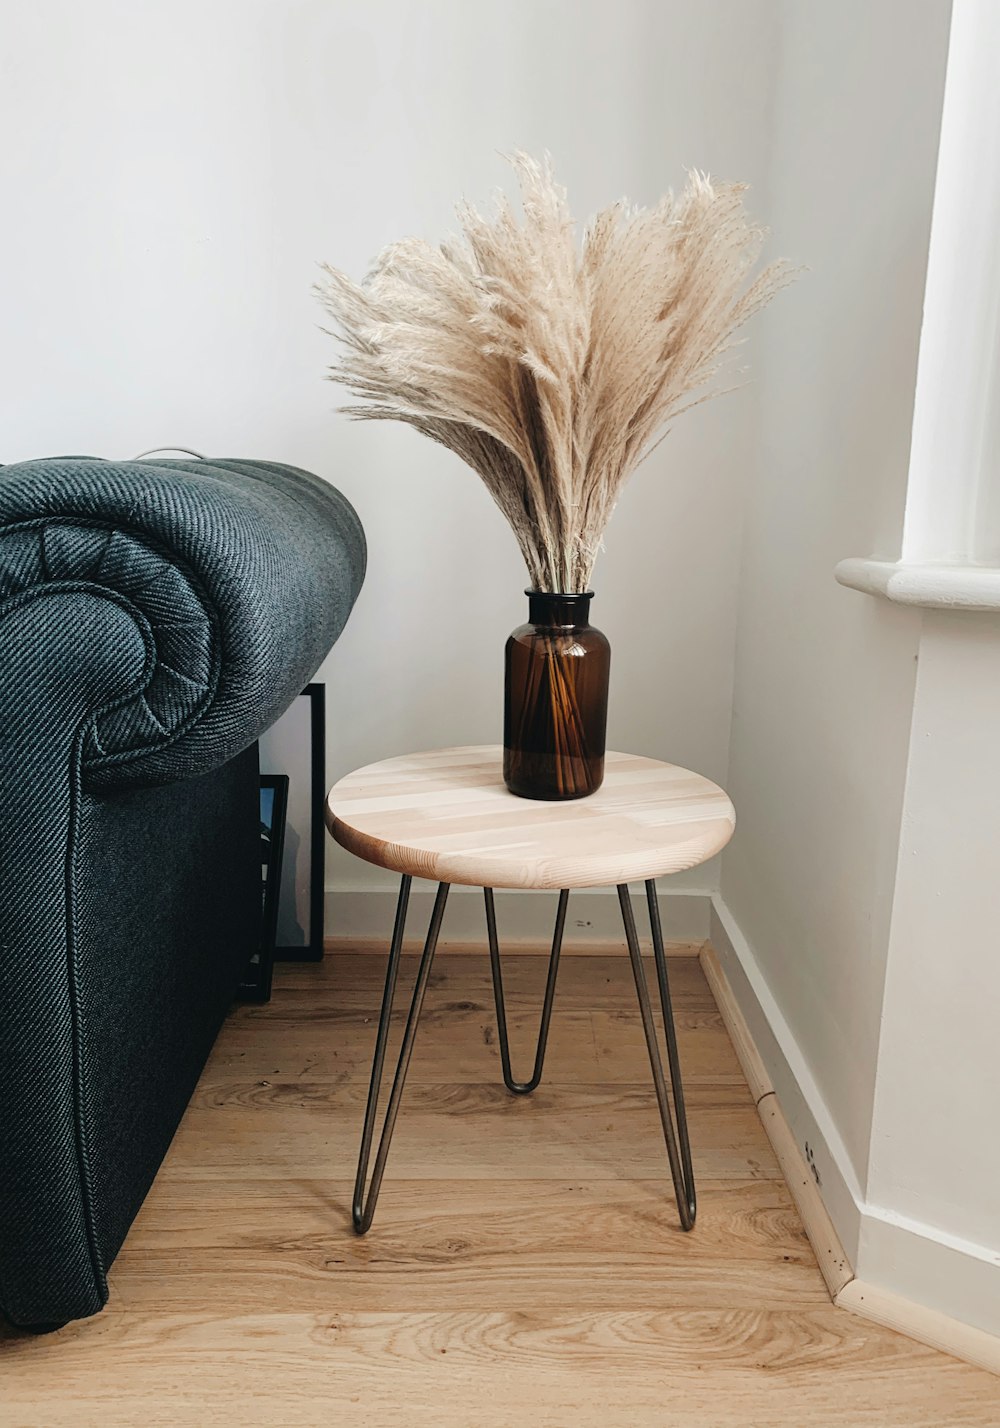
[503,590,611,800]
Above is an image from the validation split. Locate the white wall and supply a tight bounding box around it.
[0,0,778,920]
[899,0,1000,567]
[720,0,951,1206]
[850,2,1000,1335]
[861,612,1000,1334]
[687,0,1000,1340]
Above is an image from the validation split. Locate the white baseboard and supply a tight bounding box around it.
[709,893,1000,1363]
[708,896,864,1263]
[326,882,711,950]
[836,1278,1000,1378]
[856,1204,1000,1343]
[700,944,853,1299]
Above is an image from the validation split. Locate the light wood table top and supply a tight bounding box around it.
[325,745,735,890]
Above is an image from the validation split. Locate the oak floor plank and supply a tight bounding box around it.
[278,951,717,1009]
[3,950,997,1426]
[216,1006,745,1085]
[3,1310,997,1428]
[160,1094,776,1182]
[117,1179,826,1313]
[188,1075,749,1113]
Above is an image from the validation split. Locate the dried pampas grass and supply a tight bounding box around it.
[317,154,789,593]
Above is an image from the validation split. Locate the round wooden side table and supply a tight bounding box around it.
[325,745,735,1236]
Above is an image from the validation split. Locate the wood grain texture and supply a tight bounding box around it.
[7,1307,999,1428]
[3,951,997,1426]
[700,943,773,1103]
[325,745,735,889]
[292,949,715,1008]
[756,1095,854,1298]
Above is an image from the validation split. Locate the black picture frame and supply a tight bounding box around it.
[239,773,289,1003]
[259,683,326,962]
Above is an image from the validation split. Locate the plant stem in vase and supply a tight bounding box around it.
[504,591,610,799]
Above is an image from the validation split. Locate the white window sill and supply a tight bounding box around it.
[835,558,1000,611]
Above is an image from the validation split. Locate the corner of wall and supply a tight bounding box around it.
[708,895,864,1264]
[709,890,1000,1345]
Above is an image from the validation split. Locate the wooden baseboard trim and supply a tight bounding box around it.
[699,944,852,1298]
[835,1279,1000,1378]
[324,936,704,957]
[701,938,1000,1377]
[755,1092,853,1298]
[699,944,773,1103]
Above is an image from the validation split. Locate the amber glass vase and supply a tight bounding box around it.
[503,590,611,800]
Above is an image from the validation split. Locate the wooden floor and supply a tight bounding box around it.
[3,950,998,1426]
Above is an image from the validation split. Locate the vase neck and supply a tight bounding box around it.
[527,590,593,627]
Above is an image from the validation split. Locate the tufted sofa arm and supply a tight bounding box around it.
[0,456,365,789]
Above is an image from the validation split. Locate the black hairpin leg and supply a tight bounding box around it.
[484,887,569,1094]
[618,881,697,1230]
[353,876,450,1234]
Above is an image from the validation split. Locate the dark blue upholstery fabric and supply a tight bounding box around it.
[0,457,365,787]
[75,747,261,1291]
[0,458,364,1328]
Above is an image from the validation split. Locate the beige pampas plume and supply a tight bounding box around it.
[317,153,791,592]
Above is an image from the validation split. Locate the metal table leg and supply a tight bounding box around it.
[617,880,697,1230]
[484,887,569,1094]
[354,877,695,1235]
[352,877,450,1234]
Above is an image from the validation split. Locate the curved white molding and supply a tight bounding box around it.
[899,0,1000,565]
[835,558,1000,611]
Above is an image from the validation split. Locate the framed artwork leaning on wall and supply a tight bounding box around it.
[259,683,326,961]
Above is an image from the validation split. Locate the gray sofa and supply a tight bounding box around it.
[0,456,364,1330]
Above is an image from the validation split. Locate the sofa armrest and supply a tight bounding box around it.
[0,456,365,789]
